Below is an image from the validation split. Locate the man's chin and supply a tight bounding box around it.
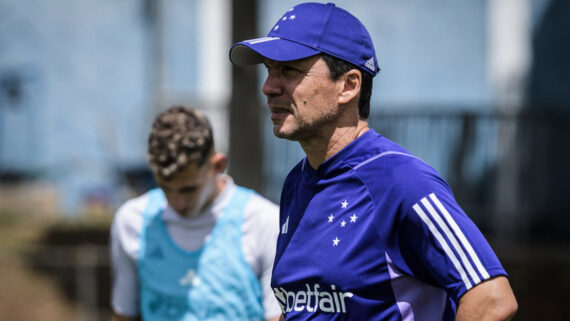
[177,209,200,218]
[274,126,311,142]
[273,126,295,140]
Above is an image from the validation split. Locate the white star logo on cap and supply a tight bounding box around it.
[289,15,296,20]
[274,25,279,31]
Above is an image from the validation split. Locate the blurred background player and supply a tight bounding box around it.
[110,106,281,321]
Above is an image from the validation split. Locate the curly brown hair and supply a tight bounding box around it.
[147,106,214,180]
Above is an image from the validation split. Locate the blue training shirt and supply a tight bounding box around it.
[271,129,507,320]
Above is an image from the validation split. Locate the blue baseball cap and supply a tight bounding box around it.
[229,2,379,76]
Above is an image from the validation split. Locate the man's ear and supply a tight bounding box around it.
[338,69,362,105]
[210,153,228,173]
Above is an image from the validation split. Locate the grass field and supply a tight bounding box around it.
[0,213,111,321]
[0,217,77,321]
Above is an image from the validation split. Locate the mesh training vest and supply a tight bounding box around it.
[138,187,264,321]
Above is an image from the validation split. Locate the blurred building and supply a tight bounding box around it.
[0,0,231,215]
[1,0,568,242]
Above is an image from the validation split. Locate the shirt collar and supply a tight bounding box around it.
[302,129,381,178]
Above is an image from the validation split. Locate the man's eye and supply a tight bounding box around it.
[282,66,300,75]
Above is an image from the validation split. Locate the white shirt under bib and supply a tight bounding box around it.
[110,175,281,319]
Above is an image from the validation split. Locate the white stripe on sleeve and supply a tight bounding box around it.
[429,193,490,280]
[412,204,473,289]
[420,197,481,284]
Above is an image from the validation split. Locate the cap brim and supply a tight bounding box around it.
[230,37,321,65]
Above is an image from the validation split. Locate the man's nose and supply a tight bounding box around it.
[262,72,282,97]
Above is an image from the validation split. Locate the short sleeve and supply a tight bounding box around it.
[397,167,507,302]
[110,195,147,316]
[242,193,282,319]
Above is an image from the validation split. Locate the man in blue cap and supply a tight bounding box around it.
[230,2,517,320]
